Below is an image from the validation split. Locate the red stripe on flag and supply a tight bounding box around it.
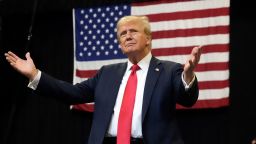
[152,44,229,56]
[176,97,229,109]
[195,62,229,72]
[199,80,229,89]
[132,0,195,6]
[76,70,98,78]
[71,103,94,112]
[76,62,229,79]
[147,7,229,22]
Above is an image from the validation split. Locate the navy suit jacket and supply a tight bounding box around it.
[36,56,199,144]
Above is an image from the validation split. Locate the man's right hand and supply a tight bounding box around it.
[5,51,38,80]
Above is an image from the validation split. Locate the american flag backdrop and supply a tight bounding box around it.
[71,0,230,111]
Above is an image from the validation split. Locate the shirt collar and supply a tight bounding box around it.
[127,52,152,72]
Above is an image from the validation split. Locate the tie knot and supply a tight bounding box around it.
[131,64,140,72]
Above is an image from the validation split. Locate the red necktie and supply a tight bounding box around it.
[117,64,140,144]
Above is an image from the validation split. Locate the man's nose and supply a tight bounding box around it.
[125,32,133,40]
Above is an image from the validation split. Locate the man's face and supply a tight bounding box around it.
[117,20,150,56]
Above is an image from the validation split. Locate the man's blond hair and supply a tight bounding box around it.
[116,15,152,41]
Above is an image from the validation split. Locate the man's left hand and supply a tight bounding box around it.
[183,46,202,83]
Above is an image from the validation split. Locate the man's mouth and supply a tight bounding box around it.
[125,43,135,48]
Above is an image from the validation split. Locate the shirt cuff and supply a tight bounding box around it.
[27,70,41,90]
[181,72,196,91]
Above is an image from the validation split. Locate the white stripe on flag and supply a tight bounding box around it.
[131,0,230,15]
[152,34,229,49]
[196,70,229,82]
[75,52,229,71]
[151,16,229,31]
[199,87,229,100]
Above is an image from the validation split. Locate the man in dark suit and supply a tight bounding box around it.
[5,15,202,144]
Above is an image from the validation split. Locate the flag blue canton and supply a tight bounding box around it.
[74,5,130,61]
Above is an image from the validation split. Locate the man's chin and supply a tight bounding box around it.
[122,48,135,54]
[123,51,138,57]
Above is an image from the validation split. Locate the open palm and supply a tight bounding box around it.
[5,51,37,79]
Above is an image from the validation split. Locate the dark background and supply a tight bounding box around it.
[0,0,255,144]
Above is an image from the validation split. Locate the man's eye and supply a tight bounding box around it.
[120,34,126,39]
[120,31,126,37]
[130,31,137,35]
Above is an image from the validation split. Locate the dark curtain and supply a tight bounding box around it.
[1,0,255,144]
[229,0,256,143]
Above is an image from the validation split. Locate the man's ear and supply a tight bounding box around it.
[146,36,151,46]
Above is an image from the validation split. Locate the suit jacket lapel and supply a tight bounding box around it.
[96,63,127,143]
[107,62,127,112]
[142,57,162,122]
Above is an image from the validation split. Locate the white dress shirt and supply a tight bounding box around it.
[28,52,195,138]
[106,52,152,138]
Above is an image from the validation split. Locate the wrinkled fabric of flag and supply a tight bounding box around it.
[71,0,230,112]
